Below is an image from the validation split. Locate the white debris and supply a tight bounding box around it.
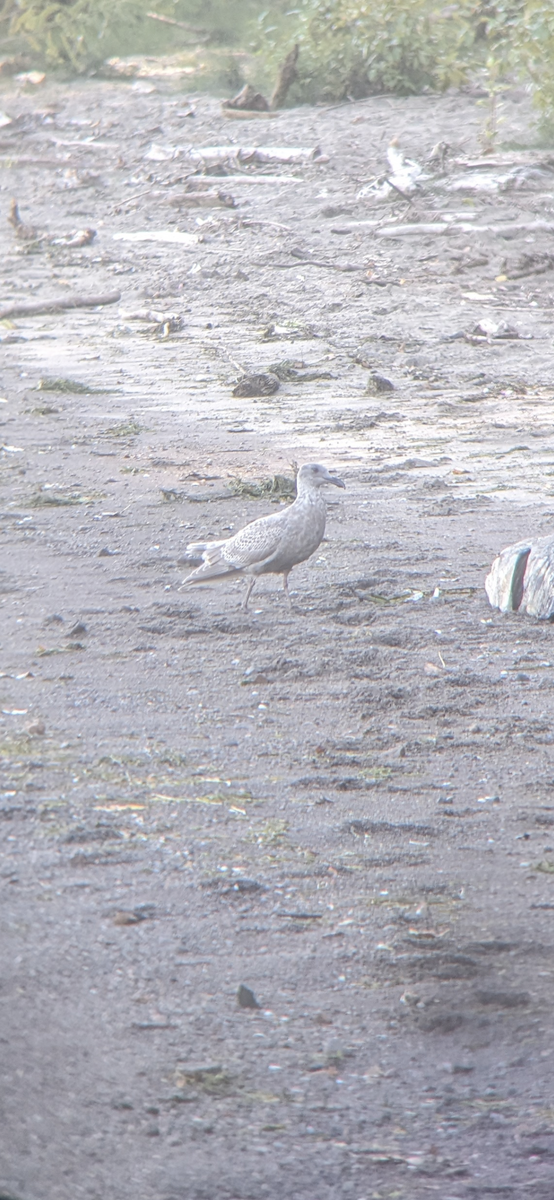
[113,231,198,245]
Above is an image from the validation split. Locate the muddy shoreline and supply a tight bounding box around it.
[1,78,554,1200]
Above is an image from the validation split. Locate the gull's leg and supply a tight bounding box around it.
[282,571,293,611]
[243,577,256,611]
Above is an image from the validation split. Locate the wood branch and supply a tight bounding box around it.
[223,84,269,113]
[0,156,72,168]
[383,177,414,203]
[376,219,554,239]
[0,291,121,320]
[146,11,208,38]
[239,219,294,233]
[222,109,280,121]
[266,257,364,272]
[270,45,299,110]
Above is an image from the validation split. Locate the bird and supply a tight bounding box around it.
[181,462,345,610]
[485,535,554,619]
[386,137,425,194]
[358,137,426,200]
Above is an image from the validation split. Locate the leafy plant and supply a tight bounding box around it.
[256,0,554,131]
[471,1,554,137]
[258,0,480,103]
[2,0,554,135]
[515,1,554,133]
[1,0,144,71]
[0,0,263,74]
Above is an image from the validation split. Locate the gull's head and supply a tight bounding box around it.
[297,463,346,492]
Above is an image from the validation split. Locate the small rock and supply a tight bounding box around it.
[232,373,280,398]
[241,670,269,686]
[27,719,45,736]
[325,1038,345,1064]
[237,983,260,1009]
[366,372,395,394]
[112,909,145,926]
[68,621,87,637]
[110,1095,134,1110]
[475,989,530,1008]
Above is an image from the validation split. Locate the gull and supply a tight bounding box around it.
[358,137,426,200]
[181,462,345,609]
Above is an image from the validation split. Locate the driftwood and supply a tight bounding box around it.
[0,291,121,320]
[239,218,294,233]
[194,174,301,184]
[223,84,269,113]
[376,219,554,239]
[223,110,280,121]
[0,156,71,168]
[8,199,96,247]
[189,145,326,166]
[270,45,299,110]
[272,258,363,272]
[9,198,38,240]
[169,189,236,209]
[258,246,363,271]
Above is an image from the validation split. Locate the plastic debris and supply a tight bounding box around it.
[113,230,197,245]
[465,319,532,343]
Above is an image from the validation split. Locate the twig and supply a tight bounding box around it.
[269,256,364,272]
[223,110,280,121]
[239,218,294,233]
[115,188,161,206]
[146,11,208,37]
[0,156,72,167]
[189,174,302,185]
[0,291,121,320]
[384,177,414,203]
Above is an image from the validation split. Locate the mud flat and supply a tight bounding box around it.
[1,78,554,1200]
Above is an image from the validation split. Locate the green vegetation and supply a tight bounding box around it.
[259,0,478,101]
[37,376,109,393]
[0,0,264,77]
[511,0,554,131]
[258,0,554,131]
[230,473,296,501]
[1,0,554,132]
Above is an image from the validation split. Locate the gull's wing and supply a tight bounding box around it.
[183,510,288,584]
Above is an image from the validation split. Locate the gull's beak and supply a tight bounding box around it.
[327,472,345,489]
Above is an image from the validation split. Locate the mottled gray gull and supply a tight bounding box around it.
[486,535,554,619]
[182,462,345,609]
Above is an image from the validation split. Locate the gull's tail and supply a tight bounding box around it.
[180,541,244,588]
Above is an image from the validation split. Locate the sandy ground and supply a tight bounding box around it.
[1,74,554,1200]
